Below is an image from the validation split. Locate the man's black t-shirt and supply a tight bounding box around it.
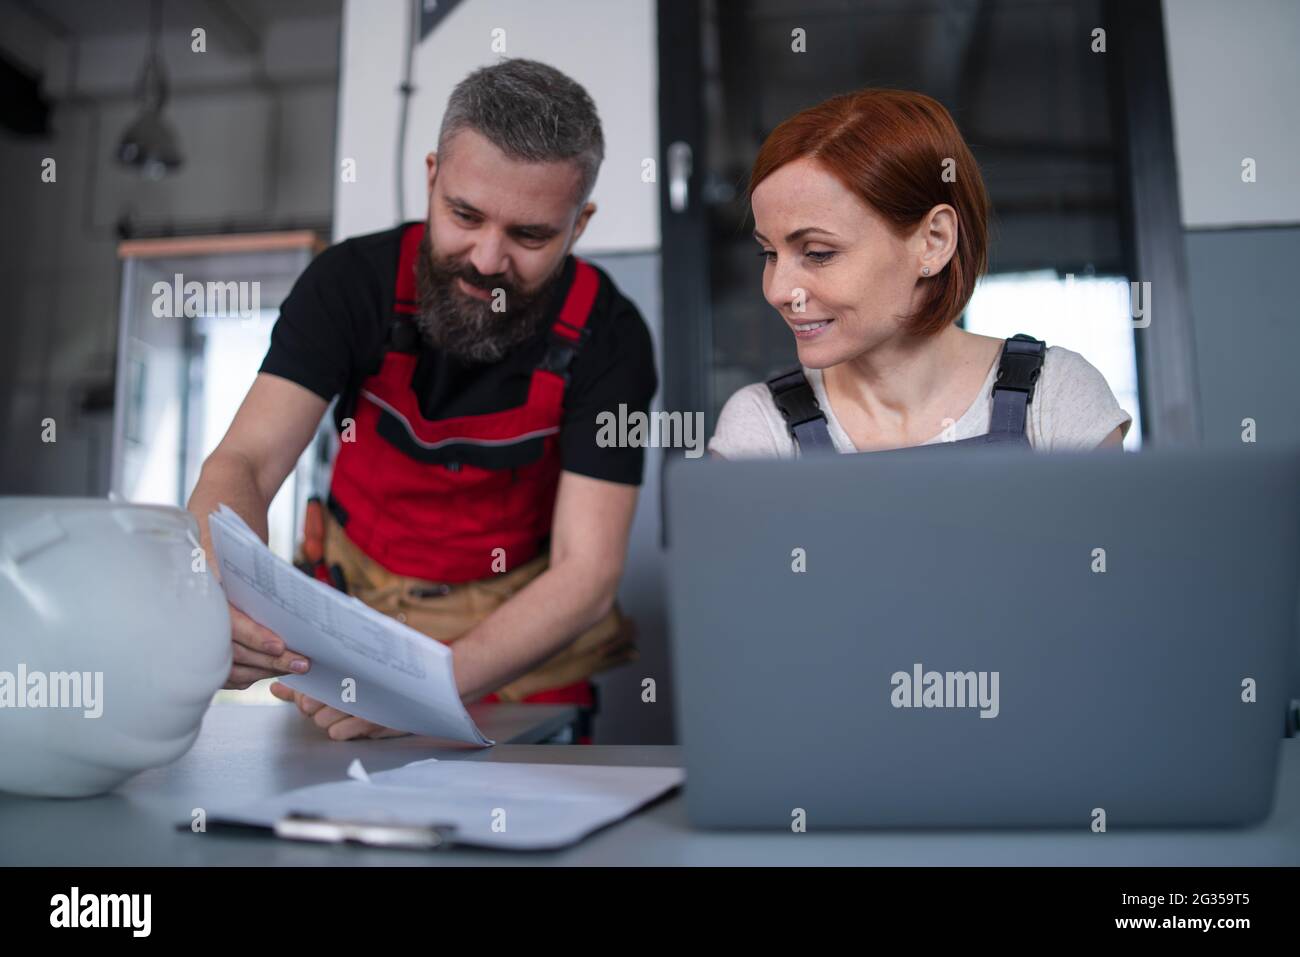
[260,224,658,485]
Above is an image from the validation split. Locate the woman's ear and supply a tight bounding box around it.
[917,204,959,276]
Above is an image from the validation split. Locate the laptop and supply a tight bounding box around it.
[665,447,1300,828]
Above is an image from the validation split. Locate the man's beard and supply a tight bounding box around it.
[413,228,564,364]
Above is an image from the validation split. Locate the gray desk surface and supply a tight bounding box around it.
[2,702,1297,865]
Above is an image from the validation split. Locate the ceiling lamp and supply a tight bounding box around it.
[116,0,182,179]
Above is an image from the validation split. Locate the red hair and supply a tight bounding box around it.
[749,89,990,336]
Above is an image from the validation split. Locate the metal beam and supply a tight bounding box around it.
[1107,0,1202,446]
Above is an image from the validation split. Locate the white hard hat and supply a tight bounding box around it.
[0,498,230,797]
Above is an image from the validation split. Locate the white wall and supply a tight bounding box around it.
[1163,0,1300,228]
[333,0,659,252]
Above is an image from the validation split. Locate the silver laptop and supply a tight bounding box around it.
[665,447,1300,828]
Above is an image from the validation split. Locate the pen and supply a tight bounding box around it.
[274,812,457,850]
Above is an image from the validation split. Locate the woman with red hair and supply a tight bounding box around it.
[708,89,1131,458]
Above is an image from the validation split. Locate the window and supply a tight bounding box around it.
[964,271,1142,448]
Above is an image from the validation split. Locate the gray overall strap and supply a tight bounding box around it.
[767,333,1045,453]
[765,368,836,454]
[987,333,1046,437]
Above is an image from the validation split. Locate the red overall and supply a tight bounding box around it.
[328,222,598,710]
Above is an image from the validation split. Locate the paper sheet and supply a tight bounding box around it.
[207,758,685,850]
[208,504,491,745]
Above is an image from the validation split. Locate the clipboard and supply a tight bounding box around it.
[188,760,686,852]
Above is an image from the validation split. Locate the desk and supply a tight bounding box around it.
[2,703,1296,865]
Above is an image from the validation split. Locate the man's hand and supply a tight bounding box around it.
[269,681,410,740]
[224,606,311,690]
[186,373,330,690]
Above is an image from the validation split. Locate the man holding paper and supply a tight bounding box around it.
[187,59,656,741]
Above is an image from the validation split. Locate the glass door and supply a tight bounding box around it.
[112,233,329,559]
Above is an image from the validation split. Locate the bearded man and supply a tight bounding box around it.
[188,58,656,741]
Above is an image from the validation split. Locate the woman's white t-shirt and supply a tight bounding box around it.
[708,345,1133,458]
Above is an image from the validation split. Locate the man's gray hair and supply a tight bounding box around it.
[438,59,604,204]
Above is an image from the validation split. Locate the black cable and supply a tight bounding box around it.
[394,0,419,222]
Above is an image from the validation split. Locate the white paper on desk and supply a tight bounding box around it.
[207,759,684,850]
[208,504,491,746]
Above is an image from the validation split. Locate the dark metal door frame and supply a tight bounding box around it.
[1107,0,1202,446]
[657,0,713,426]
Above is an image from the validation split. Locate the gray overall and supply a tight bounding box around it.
[765,334,1047,455]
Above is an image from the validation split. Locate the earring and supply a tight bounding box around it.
[921,266,931,276]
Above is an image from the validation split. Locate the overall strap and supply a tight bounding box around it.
[987,333,1046,437]
[387,221,427,353]
[537,259,599,384]
[766,332,1046,453]
[766,368,835,455]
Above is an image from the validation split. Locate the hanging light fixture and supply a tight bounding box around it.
[116,0,183,179]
